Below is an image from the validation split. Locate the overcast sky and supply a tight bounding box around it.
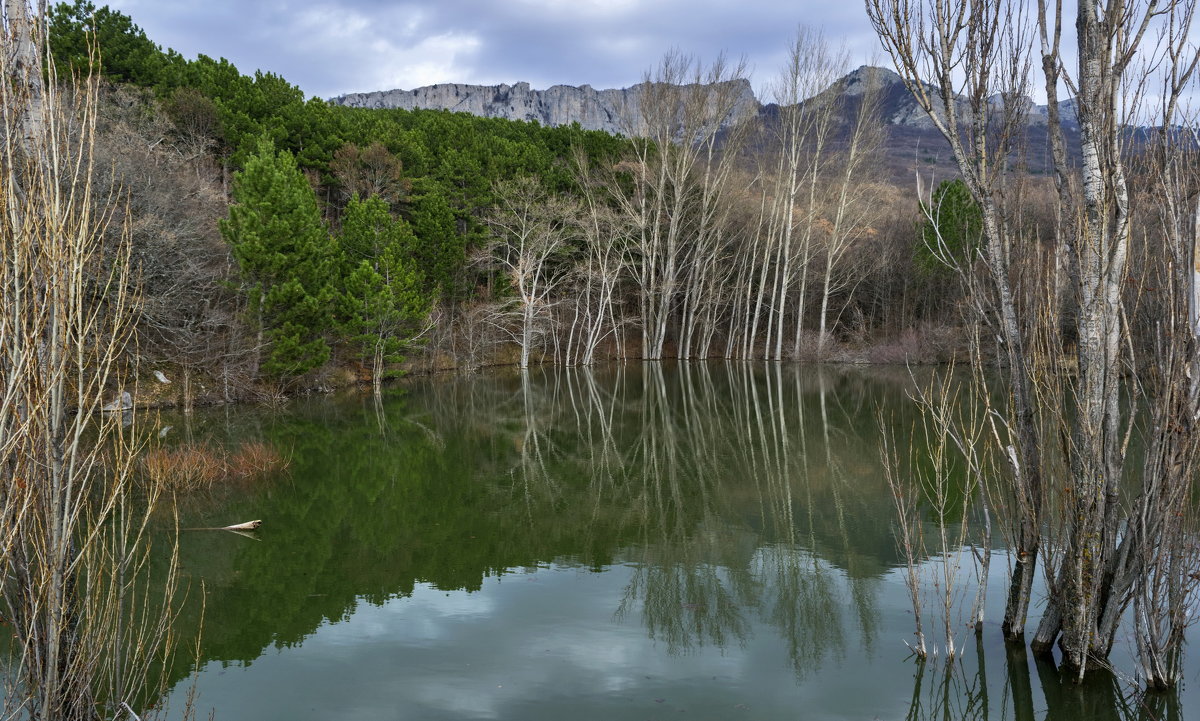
[102,1,885,100]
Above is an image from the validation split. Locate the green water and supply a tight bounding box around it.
[154,363,1192,720]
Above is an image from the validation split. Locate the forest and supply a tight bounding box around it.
[39,1,986,406]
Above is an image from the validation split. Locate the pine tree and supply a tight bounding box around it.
[337,195,430,393]
[49,1,168,85]
[916,178,983,275]
[406,179,464,299]
[221,137,335,380]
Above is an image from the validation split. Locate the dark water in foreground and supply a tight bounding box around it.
[155,363,1194,720]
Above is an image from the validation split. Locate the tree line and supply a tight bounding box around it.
[44,1,983,400]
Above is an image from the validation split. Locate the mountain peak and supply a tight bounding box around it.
[330,68,1075,138]
[841,65,905,93]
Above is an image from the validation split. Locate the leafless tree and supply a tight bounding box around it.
[866,0,1044,642]
[564,150,635,365]
[1,4,183,718]
[616,51,753,359]
[813,71,886,357]
[760,30,844,361]
[866,0,1200,685]
[91,85,243,410]
[484,177,577,369]
[329,141,410,209]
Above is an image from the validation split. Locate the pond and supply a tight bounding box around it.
[154,363,1194,720]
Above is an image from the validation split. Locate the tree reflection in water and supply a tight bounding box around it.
[142,362,1190,720]
[902,637,1184,721]
[595,362,885,675]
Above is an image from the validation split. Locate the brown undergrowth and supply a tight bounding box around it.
[140,441,290,491]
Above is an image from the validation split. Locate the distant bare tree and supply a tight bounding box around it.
[93,85,243,409]
[330,141,410,208]
[568,149,635,365]
[813,69,885,357]
[484,177,577,369]
[754,30,845,361]
[617,51,753,359]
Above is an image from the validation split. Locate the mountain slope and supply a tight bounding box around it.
[332,68,1078,180]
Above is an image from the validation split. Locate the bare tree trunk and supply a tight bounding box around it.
[868,0,1047,642]
[815,73,881,358]
[6,0,43,145]
[183,364,194,414]
[869,0,1200,687]
[484,177,574,370]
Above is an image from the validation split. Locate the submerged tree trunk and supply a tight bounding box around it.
[867,0,1200,687]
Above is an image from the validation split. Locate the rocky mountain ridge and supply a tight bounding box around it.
[331,67,1081,181]
[330,67,1075,135]
[331,78,759,136]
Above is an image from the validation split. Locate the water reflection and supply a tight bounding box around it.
[899,635,1188,721]
[148,363,1190,720]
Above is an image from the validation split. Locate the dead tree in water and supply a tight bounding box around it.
[866,0,1200,686]
[866,0,1043,644]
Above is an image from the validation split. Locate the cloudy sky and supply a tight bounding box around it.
[102,1,885,100]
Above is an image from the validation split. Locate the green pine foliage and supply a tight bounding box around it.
[221,138,336,379]
[262,279,334,379]
[48,1,167,84]
[405,179,467,299]
[338,194,416,266]
[337,196,431,376]
[915,179,983,274]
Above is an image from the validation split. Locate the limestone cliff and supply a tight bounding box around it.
[330,79,760,135]
[330,69,1073,135]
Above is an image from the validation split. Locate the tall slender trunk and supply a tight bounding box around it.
[252,290,265,379]
[1053,2,1131,678]
[981,202,1043,642]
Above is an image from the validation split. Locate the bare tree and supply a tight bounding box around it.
[866,0,1043,642]
[882,367,992,661]
[329,141,410,208]
[568,150,634,365]
[91,85,241,410]
[763,30,844,361]
[719,32,891,361]
[867,0,1200,685]
[881,423,930,659]
[813,70,886,357]
[617,51,753,359]
[676,68,753,360]
[1,4,182,718]
[484,177,577,369]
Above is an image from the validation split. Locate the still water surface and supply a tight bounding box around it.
[158,363,1194,720]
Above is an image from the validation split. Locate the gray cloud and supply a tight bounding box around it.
[105,1,883,99]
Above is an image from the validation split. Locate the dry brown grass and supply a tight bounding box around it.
[226,441,288,478]
[140,441,289,491]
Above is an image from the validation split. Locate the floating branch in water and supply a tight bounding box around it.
[184,519,263,533]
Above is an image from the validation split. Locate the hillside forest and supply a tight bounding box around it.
[41,2,1121,403]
